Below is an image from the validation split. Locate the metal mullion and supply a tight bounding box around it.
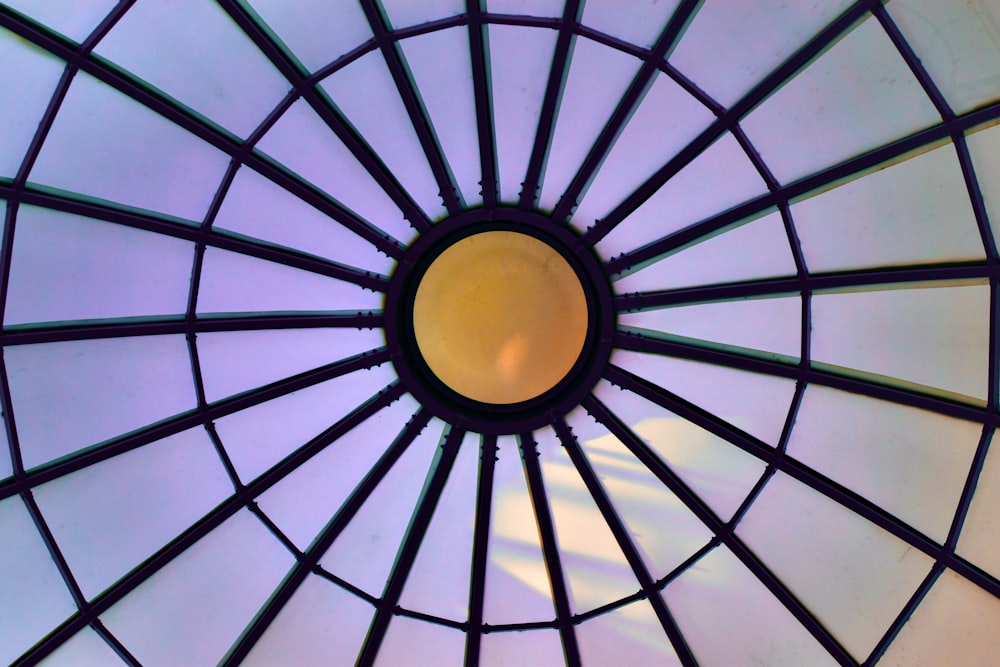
[584,0,879,247]
[550,0,702,224]
[862,563,943,666]
[216,0,432,233]
[518,0,584,210]
[0,6,406,259]
[0,349,394,501]
[553,419,697,666]
[516,432,580,667]
[15,383,404,665]
[357,424,466,667]
[613,327,995,425]
[222,408,433,666]
[582,395,856,666]
[467,0,499,209]
[465,434,497,667]
[360,0,465,217]
[90,618,142,667]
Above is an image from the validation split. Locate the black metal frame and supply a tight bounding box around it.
[0,1,998,666]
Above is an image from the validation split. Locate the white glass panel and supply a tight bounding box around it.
[245,0,371,73]
[480,629,564,667]
[484,435,556,625]
[487,0,564,17]
[664,546,837,667]
[320,420,446,596]
[878,569,1000,666]
[399,432,478,621]
[737,473,934,661]
[0,496,77,666]
[373,615,466,667]
[256,99,412,243]
[95,0,289,138]
[101,510,293,667]
[789,386,981,544]
[620,295,801,359]
[888,0,1000,114]
[0,27,65,178]
[321,52,444,220]
[792,142,985,272]
[958,431,1000,579]
[567,409,713,578]
[540,37,641,211]
[811,283,990,401]
[592,381,766,521]
[400,28,483,207]
[595,133,767,259]
[197,327,384,402]
[38,627,125,667]
[3,0,118,42]
[214,362,398,483]
[379,0,465,29]
[966,123,1000,249]
[33,427,231,598]
[489,25,557,203]
[535,426,640,613]
[213,165,392,274]
[575,598,680,667]
[244,575,374,667]
[580,0,680,48]
[573,71,714,230]
[611,349,796,446]
[670,0,854,107]
[8,335,196,469]
[197,246,382,314]
[257,393,420,550]
[614,211,798,293]
[6,206,192,325]
[741,16,940,183]
[30,72,230,221]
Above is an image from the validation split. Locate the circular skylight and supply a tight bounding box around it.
[1,1,999,666]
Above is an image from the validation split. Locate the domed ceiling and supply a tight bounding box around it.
[2,1,1000,665]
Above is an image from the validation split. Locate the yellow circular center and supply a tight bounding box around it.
[413,231,589,404]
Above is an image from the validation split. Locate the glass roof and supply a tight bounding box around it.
[1,1,999,665]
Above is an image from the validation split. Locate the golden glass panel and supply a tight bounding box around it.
[413,231,588,404]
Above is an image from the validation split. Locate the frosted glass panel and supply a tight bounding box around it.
[888,0,1000,114]
[580,0,680,48]
[0,496,77,666]
[489,25,557,203]
[958,432,1000,579]
[33,427,232,598]
[244,575,374,667]
[245,0,371,73]
[3,0,118,41]
[737,473,933,661]
[540,37,641,211]
[789,386,981,544]
[575,598,679,667]
[878,569,1000,666]
[95,0,289,138]
[0,27,65,178]
[373,615,466,667]
[321,51,444,219]
[792,143,985,271]
[483,436,556,625]
[614,211,797,292]
[572,71,714,229]
[665,546,837,667]
[480,629,564,667]
[379,0,465,29]
[30,72,230,221]
[101,510,293,667]
[670,0,854,107]
[6,206,193,325]
[595,133,767,259]
[38,627,125,667]
[8,335,196,468]
[966,123,1000,249]
[811,283,990,401]
[741,16,940,183]
[487,0,565,17]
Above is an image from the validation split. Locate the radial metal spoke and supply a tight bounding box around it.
[465,434,497,667]
[467,0,499,209]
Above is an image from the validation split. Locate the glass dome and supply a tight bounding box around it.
[2,1,1000,665]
